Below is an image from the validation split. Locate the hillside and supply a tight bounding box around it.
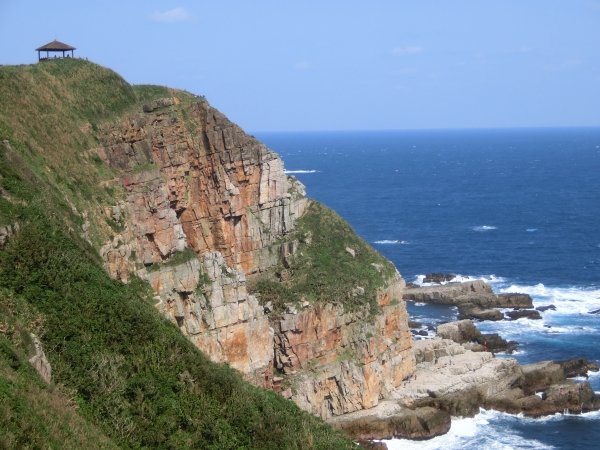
[0,59,356,449]
[0,59,413,448]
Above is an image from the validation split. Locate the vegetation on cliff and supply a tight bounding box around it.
[0,61,354,449]
[249,200,397,315]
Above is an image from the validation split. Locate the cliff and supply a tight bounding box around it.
[0,58,414,446]
[76,70,415,415]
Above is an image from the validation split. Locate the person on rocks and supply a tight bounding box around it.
[484,341,487,352]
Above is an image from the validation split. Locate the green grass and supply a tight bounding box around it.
[0,212,354,449]
[146,247,199,273]
[249,201,396,316]
[0,60,355,449]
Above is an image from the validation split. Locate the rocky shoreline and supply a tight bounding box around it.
[330,279,600,446]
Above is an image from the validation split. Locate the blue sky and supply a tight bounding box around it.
[1,1,599,131]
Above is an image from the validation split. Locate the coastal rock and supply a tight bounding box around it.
[327,401,451,441]
[521,361,566,394]
[423,273,456,284]
[436,319,517,353]
[408,320,422,328]
[536,305,556,312]
[403,281,533,312]
[557,358,600,378]
[459,306,505,321]
[393,339,600,422]
[505,309,542,320]
[392,338,523,417]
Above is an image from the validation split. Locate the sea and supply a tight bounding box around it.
[255,128,600,450]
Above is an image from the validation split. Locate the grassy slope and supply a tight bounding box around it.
[249,201,397,315]
[0,61,354,449]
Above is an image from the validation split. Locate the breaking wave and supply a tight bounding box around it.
[383,409,557,450]
[284,170,318,174]
[373,240,407,244]
[473,225,498,231]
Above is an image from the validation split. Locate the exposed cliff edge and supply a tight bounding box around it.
[91,83,415,416]
[0,58,414,447]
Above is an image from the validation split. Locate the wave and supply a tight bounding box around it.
[373,240,407,244]
[498,283,600,316]
[526,228,538,232]
[413,274,506,286]
[383,409,555,450]
[473,225,497,231]
[283,170,318,174]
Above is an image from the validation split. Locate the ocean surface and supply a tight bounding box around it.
[255,128,600,450]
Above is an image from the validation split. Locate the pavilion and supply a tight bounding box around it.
[36,40,76,61]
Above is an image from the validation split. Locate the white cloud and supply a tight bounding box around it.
[293,61,311,70]
[392,46,423,55]
[151,7,190,23]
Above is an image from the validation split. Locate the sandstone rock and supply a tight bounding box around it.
[327,401,451,441]
[346,247,356,258]
[408,320,422,328]
[278,275,414,419]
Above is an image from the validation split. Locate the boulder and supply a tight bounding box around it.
[408,320,422,328]
[327,402,451,441]
[505,310,541,320]
[496,293,534,309]
[536,305,556,312]
[459,306,505,321]
[521,361,565,394]
[557,358,600,378]
[423,273,456,284]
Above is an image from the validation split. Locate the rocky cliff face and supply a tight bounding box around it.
[276,275,414,418]
[92,95,414,417]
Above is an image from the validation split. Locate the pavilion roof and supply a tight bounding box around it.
[36,40,76,51]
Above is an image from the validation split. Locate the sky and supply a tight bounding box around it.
[1,0,599,132]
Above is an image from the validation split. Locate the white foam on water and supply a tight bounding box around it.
[571,370,600,382]
[283,170,318,173]
[383,409,555,450]
[414,274,506,286]
[373,240,407,244]
[527,228,538,232]
[473,225,498,231]
[498,283,600,316]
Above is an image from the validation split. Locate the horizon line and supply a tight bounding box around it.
[249,125,600,134]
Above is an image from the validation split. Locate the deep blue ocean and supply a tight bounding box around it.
[255,128,600,450]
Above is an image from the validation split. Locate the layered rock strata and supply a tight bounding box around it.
[277,275,414,418]
[92,95,415,419]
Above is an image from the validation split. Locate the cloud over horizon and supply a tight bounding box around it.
[151,7,190,23]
